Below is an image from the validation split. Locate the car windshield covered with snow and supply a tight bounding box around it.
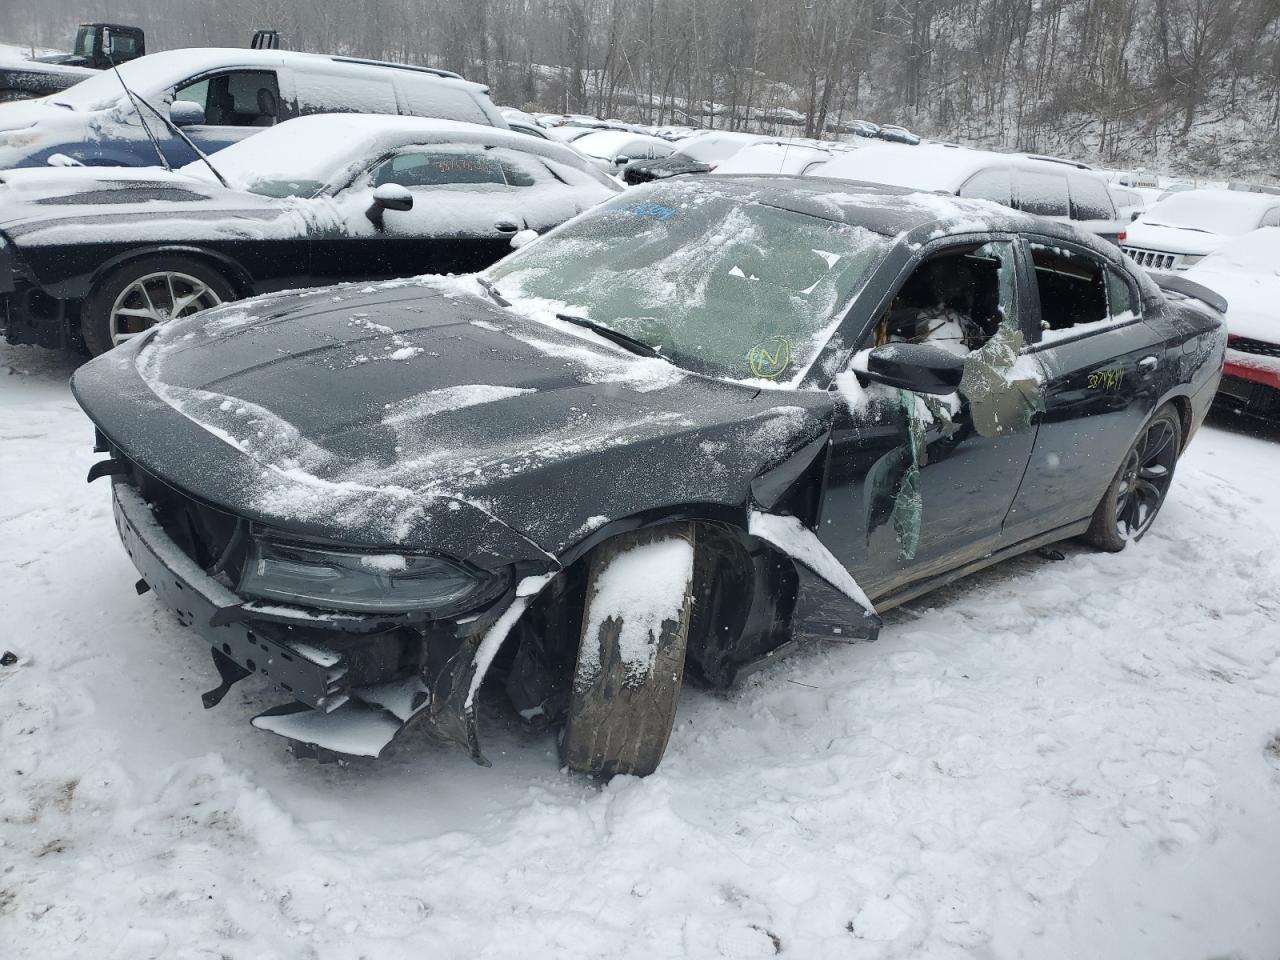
[487,182,888,381]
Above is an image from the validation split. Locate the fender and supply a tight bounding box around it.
[66,244,257,301]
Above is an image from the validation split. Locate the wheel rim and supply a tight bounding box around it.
[108,271,223,346]
[1114,417,1177,540]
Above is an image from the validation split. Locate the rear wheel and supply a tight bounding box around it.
[1084,404,1181,552]
[561,524,697,777]
[80,255,235,356]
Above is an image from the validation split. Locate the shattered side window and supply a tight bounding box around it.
[873,241,1018,357]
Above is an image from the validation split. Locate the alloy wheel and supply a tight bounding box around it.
[108,271,224,346]
[1114,416,1177,540]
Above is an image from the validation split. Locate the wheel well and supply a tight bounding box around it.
[496,518,786,722]
[1167,395,1193,451]
[90,247,253,301]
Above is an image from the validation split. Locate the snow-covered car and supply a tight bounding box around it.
[807,143,1130,241]
[0,114,620,354]
[621,130,764,185]
[875,123,921,145]
[71,177,1224,775]
[1185,228,1280,419]
[1121,190,1280,273]
[569,129,674,175]
[712,140,834,176]
[1109,184,1147,222]
[0,48,507,170]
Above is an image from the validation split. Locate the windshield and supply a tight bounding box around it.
[1142,193,1271,235]
[50,59,156,111]
[486,181,889,382]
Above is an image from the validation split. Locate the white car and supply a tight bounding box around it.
[806,143,1129,241]
[1185,228,1280,418]
[713,141,834,176]
[569,129,674,174]
[1122,189,1280,273]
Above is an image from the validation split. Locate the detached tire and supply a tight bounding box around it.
[1084,403,1182,552]
[561,524,697,777]
[81,255,236,356]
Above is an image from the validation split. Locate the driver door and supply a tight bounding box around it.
[816,237,1042,602]
[309,145,531,283]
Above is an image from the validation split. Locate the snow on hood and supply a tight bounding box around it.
[74,275,832,555]
[1123,220,1231,257]
[1185,228,1280,342]
[1135,189,1277,238]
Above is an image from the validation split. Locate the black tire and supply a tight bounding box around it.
[80,255,237,356]
[1083,403,1182,552]
[561,524,697,777]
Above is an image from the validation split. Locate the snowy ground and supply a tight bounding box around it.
[3,339,1280,960]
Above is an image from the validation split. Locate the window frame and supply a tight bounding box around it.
[169,67,285,127]
[830,231,1039,384]
[1020,235,1144,351]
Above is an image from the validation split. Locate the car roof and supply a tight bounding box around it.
[810,142,1106,192]
[678,174,1112,248]
[183,114,614,191]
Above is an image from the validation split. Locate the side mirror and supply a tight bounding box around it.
[861,342,965,395]
[365,183,413,231]
[614,155,631,166]
[1130,211,1141,222]
[510,228,538,249]
[170,101,205,127]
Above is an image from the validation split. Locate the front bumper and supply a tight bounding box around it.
[111,479,521,759]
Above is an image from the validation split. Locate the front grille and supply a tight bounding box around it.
[127,462,249,582]
[1229,337,1280,358]
[1121,246,1179,271]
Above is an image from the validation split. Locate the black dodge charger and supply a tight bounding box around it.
[71,177,1226,776]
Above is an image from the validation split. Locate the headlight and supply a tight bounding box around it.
[240,538,491,614]
[1180,254,1204,268]
[0,130,40,150]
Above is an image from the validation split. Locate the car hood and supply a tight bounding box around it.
[72,276,834,563]
[0,166,311,244]
[1124,220,1227,256]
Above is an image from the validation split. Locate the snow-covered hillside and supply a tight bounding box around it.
[3,339,1280,959]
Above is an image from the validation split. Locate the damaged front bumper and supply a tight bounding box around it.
[111,480,533,761]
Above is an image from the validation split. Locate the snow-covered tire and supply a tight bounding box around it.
[1083,403,1182,552]
[80,255,236,356]
[561,524,697,778]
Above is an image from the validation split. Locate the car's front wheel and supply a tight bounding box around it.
[560,523,698,777]
[81,255,236,356]
[1084,403,1182,551]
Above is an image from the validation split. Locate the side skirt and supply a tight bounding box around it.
[870,518,1092,613]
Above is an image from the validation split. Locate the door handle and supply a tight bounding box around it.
[1138,356,1158,374]
[494,221,520,234]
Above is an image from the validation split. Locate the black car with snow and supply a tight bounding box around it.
[0,114,619,354]
[72,177,1225,776]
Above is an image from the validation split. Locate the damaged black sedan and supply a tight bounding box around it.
[71,177,1226,776]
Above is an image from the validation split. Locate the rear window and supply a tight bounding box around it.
[1068,174,1116,221]
[1017,170,1070,218]
[294,69,398,114]
[397,78,489,124]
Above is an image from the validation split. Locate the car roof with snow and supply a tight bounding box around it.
[685,174,1103,245]
[180,113,617,192]
[809,142,1106,192]
[48,47,490,112]
[571,129,672,154]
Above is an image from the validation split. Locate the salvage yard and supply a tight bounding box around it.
[2,339,1279,959]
